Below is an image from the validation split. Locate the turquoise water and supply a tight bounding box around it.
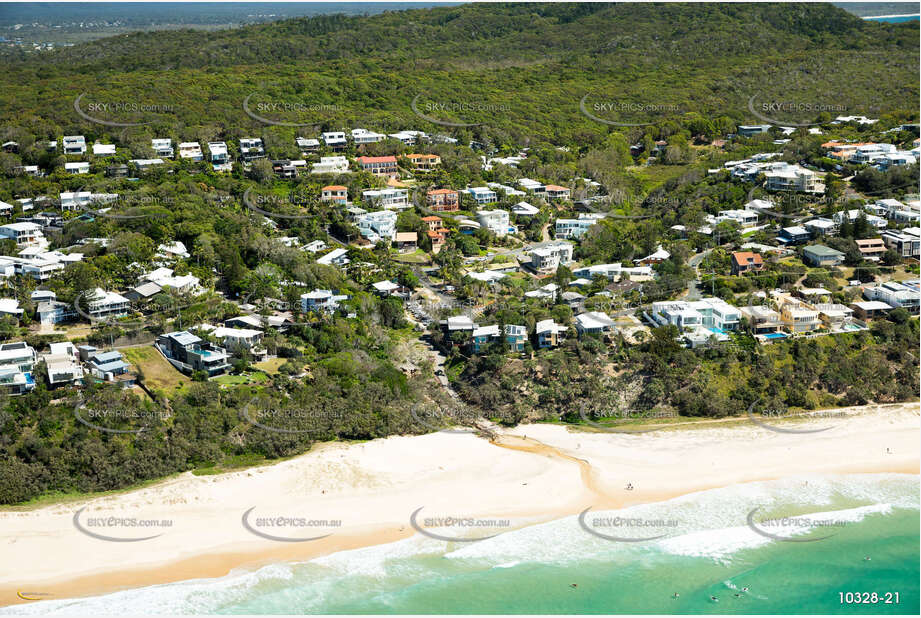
[864,15,920,22]
[3,474,917,615]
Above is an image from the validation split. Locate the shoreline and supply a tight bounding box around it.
[1,402,918,608]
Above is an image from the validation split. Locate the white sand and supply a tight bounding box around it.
[1,401,917,604]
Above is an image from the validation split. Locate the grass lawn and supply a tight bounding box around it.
[394,251,431,264]
[253,357,286,374]
[122,345,186,393]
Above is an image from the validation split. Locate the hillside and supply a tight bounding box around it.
[0,2,917,150]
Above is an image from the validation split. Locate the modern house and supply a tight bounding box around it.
[321,131,348,150]
[851,300,893,320]
[300,289,348,313]
[362,188,409,210]
[86,350,134,384]
[43,341,83,386]
[0,341,37,394]
[311,156,350,174]
[529,241,574,274]
[351,128,385,144]
[151,138,174,158]
[777,225,811,245]
[0,222,43,246]
[62,135,87,155]
[535,319,568,348]
[651,298,741,332]
[881,228,920,258]
[357,210,398,243]
[470,324,527,353]
[296,137,320,153]
[178,142,203,161]
[512,201,540,217]
[555,214,606,240]
[156,331,230,377]
[763,163,821,193]
[64,162,90,174]
[208,142,232,171]
[863,281,920,314]
[316,247,350,266]
[239,138,266,162]
[91,143,116,157]
[466,187,498,205]
[737,124,771,137]
[476,209,510,237]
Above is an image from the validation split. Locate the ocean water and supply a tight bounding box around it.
[3,474,918,615]
[864,15,920,22]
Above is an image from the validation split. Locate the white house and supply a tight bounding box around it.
[178,142,203,161]
[62,135,86,155]
[92,143,116,156]
[64,162,90,174]
[152,138,174,158]
[476,210,510,237]
[466,187,498,205]
[311,156,350,174]
[362,188,409,210]
[357,210,398,242]
[529,241,574,274]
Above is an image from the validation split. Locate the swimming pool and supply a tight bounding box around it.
[763,333,787,339]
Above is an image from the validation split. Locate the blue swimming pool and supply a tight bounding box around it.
[763,333,787,339]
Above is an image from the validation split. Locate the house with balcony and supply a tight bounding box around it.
[851,300,893,320]
[427,189,459,211]
[311,156,350,174]
[779,300,821,333]
[406,153,441,171]
[855,238,886,261]
[881,228,920,258]
[300,289,349,313]
[764,163,821,193]
[740,305,784,335]
[518,178,546,195]
[394,231,418,252]
[544,185,571,201]
[476,209,510,237]
[64,162,90,174]
[466,187,498,205]
[157,331,230,377]
[777,225,811,245]
[0,341,37,394]
[322,131,348,150]
[362,188,409,210]
[178,142,203,161]
[43,341,83,386]
[535,319,568,348]
[574,311,616,338]
[84,288,131,320]
[652,298,740,333]
[555,214,606,240]
[208,142,232,171]
[240,138,265,162]
[321,185,348,203]
[351,128,385,144]
[37,300,78,325]
[152,138,174,158]
[62,135,86,155]
[356,155,399,179]
[357,210,398,243]
[529,241,574,275]
[863,281,920,314]
[0,222,43,247]
[388,130,427,145]
[470,324,527,353]
[296,136,320,153]
[316,247,350,266]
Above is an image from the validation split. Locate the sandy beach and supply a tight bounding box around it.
[1,401,918,606]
